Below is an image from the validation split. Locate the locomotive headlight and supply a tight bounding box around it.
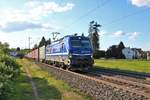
[68,53,72,59]
[91,55,93,58]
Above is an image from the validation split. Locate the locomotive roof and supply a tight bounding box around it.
[47,35,87,45]
[51,35,89,44]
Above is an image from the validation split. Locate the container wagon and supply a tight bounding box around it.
[39,46,45,62]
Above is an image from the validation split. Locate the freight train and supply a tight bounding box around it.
[26,35,94,71]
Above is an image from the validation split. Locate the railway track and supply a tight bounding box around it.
[87,69,150,85]
[91,67,150,80]
[82,70,150,99]
[36,62,150,99]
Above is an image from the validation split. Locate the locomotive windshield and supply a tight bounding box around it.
[71,39,91,48]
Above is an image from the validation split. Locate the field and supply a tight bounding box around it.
[94,59,150,73]
[8,59,150,99]
[11,59,90,100]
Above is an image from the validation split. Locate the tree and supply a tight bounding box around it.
[39,36,46,47]
[3,42,9,48]
[46,38,51,46]
[0,42,10,54]
[118,41,125,50]
[106,41,125,59]
[93,50,106,59]
[117,41,125,58]
[33,44,38,49]
[16,47,20,51]
[106,45,118,58]
[88,21,101,52]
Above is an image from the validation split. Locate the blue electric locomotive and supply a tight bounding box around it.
[45,35,94,70]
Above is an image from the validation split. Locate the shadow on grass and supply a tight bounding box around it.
[93,66,150,79]
[11,72,62,100]
[11,73,35,100]
[33,77,62,100]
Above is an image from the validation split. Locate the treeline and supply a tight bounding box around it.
[94,42,125,59]
[0,42,21,99]
[33,36,51,49]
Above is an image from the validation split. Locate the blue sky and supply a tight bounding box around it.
[0,0,150,50]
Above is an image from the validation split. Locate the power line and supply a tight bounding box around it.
[104,7,150,28]
[49,0,64,29]
[64,0,111,30]
[59,0,63,5]
[63,1,149,33]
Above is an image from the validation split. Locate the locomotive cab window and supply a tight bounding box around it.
[71,40,82,48]
[81,40,91,48]
[71,39,91,48]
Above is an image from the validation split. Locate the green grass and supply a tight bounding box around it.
[11,70,34,100]
[12,59,90,100]
[94,59,150,73]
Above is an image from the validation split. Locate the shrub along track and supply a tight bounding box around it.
[36,61,150,100]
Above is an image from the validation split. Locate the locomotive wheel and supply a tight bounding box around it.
[66,65,71,70]
[62,65,67,70]
[60,63,65,68]
[53,61,56,66]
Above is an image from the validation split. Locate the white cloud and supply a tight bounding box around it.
[129,32,140,39]
[0,1,74,32]
[25,1,39,7]
[113,30,126,37]
[130,0,150,7]
[111,30,140,40]
[43,2,74,12]
[5,1,74,21]
[29,2,74,18]
[0,21,54,32]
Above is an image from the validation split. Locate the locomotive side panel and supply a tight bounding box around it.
[45,37,69,65]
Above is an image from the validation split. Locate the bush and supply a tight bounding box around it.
[93,50,106,59]
[0,63,13,99]
[0,55,20,78]
[0,55,21,99]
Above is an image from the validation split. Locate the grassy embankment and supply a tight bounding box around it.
[94,59,150,73]
[11,59,90,100]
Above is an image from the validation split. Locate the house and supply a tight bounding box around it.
[132,48,142,59]
[147,51,150,60]
[122,48,134,59]
[142,51,150,60]
[122,48,142,59]
[106,41,125,59]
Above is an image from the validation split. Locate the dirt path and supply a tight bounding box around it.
[24,67,40,100]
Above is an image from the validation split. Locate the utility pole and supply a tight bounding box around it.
[28,37,31,50]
